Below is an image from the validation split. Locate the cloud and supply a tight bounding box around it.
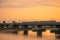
[0,0,60,8]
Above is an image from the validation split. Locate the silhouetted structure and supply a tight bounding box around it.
[23,25,28,35]
[0,21,60,37]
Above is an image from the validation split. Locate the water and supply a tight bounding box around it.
[0,30,60,40]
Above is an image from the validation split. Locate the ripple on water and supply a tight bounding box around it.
[0,30,60,40]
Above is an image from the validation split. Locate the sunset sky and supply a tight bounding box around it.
[0,0,60,22]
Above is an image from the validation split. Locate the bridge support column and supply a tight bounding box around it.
[37,29,42,36]
[23,25,28,35]
[55,25,60,38]
[37,25,42,37]
[24,30,28,35]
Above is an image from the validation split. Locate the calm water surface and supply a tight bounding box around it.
[0,30,60,40]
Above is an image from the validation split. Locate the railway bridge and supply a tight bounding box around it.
[0,21,60,37]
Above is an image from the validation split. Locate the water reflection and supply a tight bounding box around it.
[0,30,60,40]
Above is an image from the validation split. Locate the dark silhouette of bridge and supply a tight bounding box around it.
[0,21,60,37]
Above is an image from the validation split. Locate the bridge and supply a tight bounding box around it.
[0,21,60,37]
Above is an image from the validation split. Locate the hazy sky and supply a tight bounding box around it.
[0,0,60,22]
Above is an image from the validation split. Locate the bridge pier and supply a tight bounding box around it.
[37,25,42,37]
[24,30,28,35]
[23,25,28,35]
[55,25,60,38]
[37,29,42,37]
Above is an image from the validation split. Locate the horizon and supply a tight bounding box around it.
[0,20,59,23]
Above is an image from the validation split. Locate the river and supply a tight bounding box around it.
[0,30,60,40]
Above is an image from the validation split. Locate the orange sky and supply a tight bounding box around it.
[0,0,60,22]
